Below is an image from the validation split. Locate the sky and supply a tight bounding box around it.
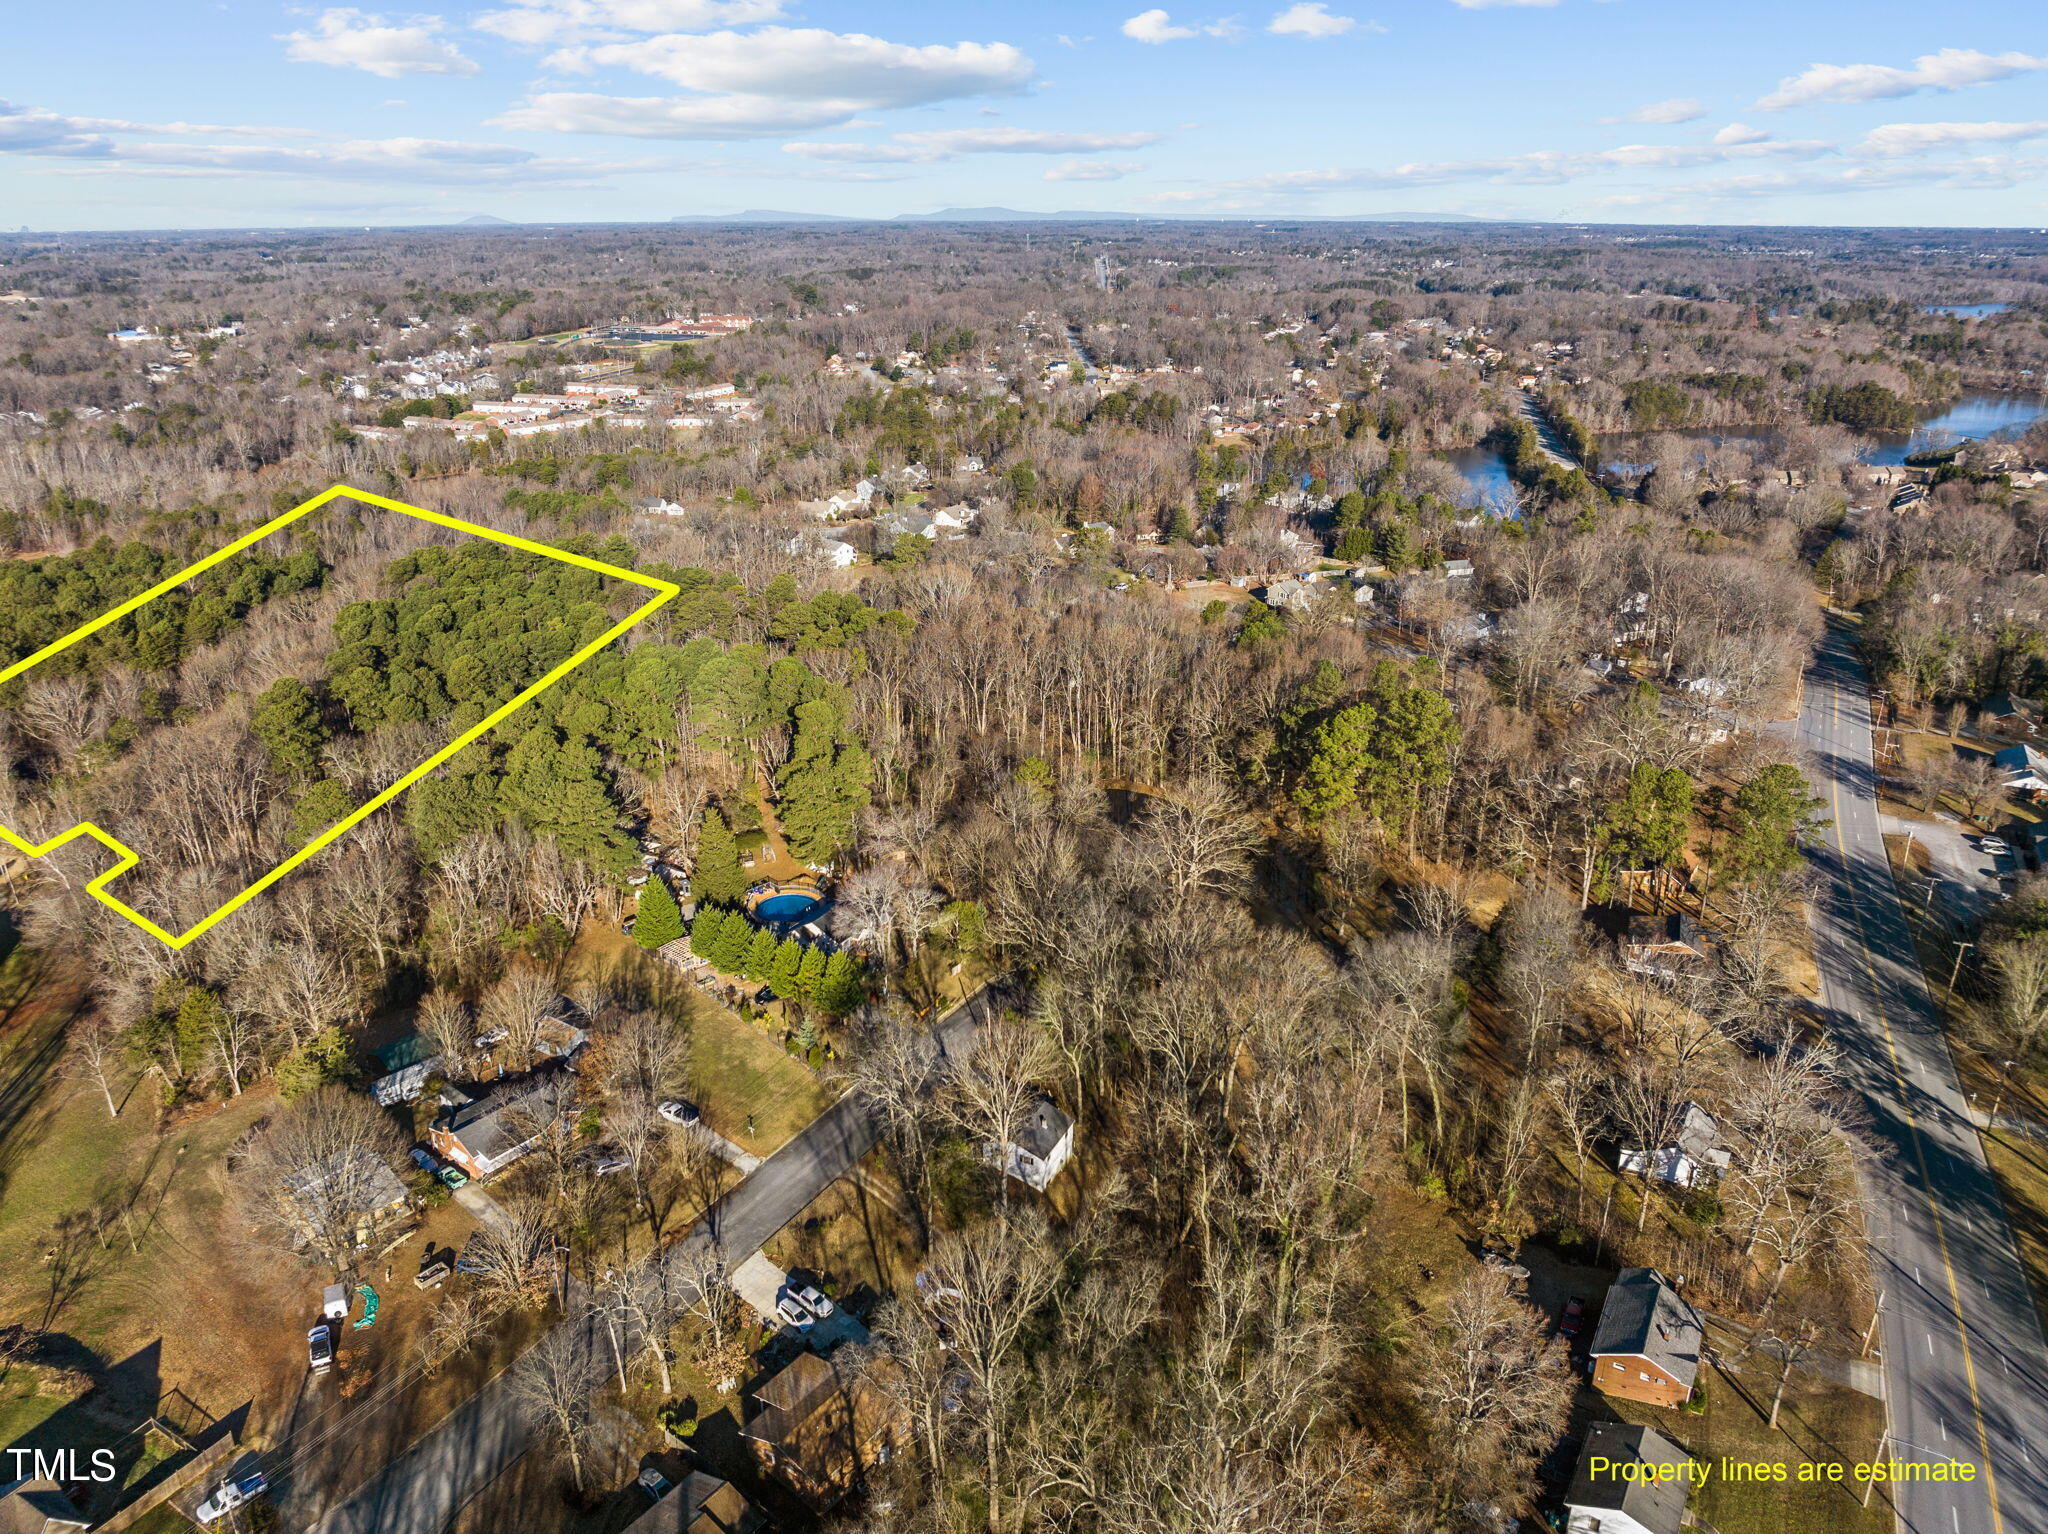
[2,0,2046,229]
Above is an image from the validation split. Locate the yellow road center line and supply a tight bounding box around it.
[1824,670,2003,1531]
[0,484,679,949]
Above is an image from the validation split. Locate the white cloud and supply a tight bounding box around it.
[492,92,857,137]
[1758,48,2048,110]
[1120,9,1239,42]
[577,26,1034,103]
[1856,120,2048,157]
[1268,3,1361,37]
[0,101,319,154]
[1603,97,1704,125]
[281,9,480,78]
[1712,122,1770,145]
[472,0,785,45]
[783,126,1162,163]
[1045,159,1144,180]
[524,27,1033,138]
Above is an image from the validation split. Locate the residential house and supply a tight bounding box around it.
[1564,1421,1691,1534]
[741,1351,908,1511]
[877,510,945,543]
[427,1062,576,1180]
[623,1470,763,1534]
[786,533,858,568]
[680,383,738,402]
[1258,578,1316,614]
[1588,1268,1704,1408]
[996,1096,1075,1192]
[1618,1102,1732,1189]
[632,495,686,516]
[1442,558,1476,580]
[283,1148,414,1252]
[1996,743,2048,794]
[0,1477,90,1533]
[370,1032,442,1106]
[1622,911,1710,981]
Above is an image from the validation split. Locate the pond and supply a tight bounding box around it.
[1447,390,2048,494]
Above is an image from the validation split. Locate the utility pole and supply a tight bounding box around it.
[1988,1058,2020,1120]
[1950,940,1975,991]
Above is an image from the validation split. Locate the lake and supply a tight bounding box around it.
[1444,389,2048,501]
[1926,302,2011,320]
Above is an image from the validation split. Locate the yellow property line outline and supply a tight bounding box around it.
[1822,665,2003,1533]
[0,484,679,950]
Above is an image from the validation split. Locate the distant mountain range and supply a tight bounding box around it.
[457,214,515,226]
[666,207,1498,225]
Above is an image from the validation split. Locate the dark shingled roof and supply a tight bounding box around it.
[438,1061,570,1168]
[1588,1268,1703,1390]
[1014,1096,1072,1161]
[1565,1421,1691,1534]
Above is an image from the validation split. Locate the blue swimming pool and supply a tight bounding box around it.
[755,893,824,923]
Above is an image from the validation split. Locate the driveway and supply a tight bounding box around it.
[1881,810,2012,928]
[299,988,992,1534]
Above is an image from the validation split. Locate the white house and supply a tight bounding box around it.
[632,495,685,516]
[1996,744,2048,794]
[996,1097,1074,1192]
[1258,578,1316,614]
[1618,1102,1731,1189]
[786,532,859,568]
[1565,1421,1691,1534]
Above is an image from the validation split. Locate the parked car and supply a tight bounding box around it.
[1560,1295,1586,1339]
[585,1148,632,1176]
[637,1467,673,1502]
[438,1164,468,1189]
[195,1470,269,1524]
[657,1099,700,1125]
[410,1148,442,1175]
[1981,836,2011,856]
[775,1294,812,1330]
[792,1283,835,1321]
[308,1324,334,1375]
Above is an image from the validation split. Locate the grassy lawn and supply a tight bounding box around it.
[1981,1133,2048,1340]
[571,922,828,1159]
[0,951,299,1457]
[1609,1355,1891,1534]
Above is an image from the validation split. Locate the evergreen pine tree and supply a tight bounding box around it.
[634,877,685,949]
[744,926,780,980]
[502,725,634,874]
[815,950,866,1015]
[709,911,750,973]
[768,937,806,998]
[252,676,328,780]
[795,944,828,1001]
[1293,701,1378,822]
[689,906,724,962]
[776,692,873,864]
[693,808,748,905]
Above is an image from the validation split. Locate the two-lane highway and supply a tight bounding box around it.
[1801,624,2048,1534]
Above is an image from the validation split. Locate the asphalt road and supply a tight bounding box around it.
[1801,624,2048,1534]
[295,993,989,1534]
